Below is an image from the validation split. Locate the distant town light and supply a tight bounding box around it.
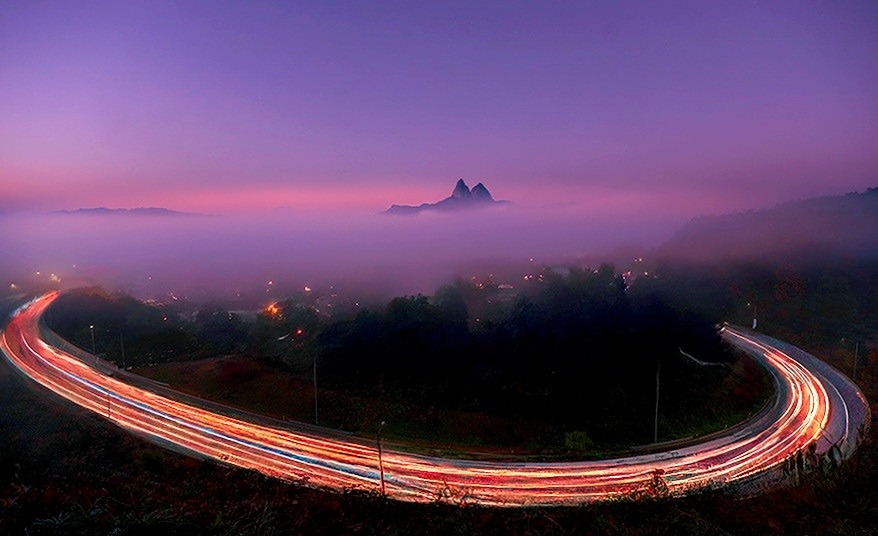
[304,286,312,293]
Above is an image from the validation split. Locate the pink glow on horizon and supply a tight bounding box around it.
[1,178,746,221]
[1,3,876,221]
[0,170,798,220]
[126,184,451,213]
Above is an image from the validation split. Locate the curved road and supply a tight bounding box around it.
[1,292,870,506]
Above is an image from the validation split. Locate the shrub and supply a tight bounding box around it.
[565,431,595,452]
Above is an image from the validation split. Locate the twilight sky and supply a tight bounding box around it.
[1,1,877,215]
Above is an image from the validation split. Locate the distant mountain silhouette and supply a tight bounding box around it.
[385,179,508,215]
[656,188,878,262]
[53,207,213,217]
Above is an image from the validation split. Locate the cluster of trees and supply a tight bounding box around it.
[47,264,768,445]
[639,258,878,349]
[313,266,733,444]
[46,289,253,366]
[45,289,200,366]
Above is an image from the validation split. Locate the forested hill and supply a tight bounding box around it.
[656,188,878,263]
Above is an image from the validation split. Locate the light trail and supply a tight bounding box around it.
[0,292,869,506]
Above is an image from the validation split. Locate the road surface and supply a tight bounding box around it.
[0,292,870,506]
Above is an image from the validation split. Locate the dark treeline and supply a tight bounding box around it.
[44,290,202,366]
[47,265,768,446]
[264,266,741,445]
[46,288,266,364]
[639,256,878,351]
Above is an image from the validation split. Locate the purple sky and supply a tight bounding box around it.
[1,1,876,215]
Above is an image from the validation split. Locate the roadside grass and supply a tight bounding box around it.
[658,353,772,444]
[134,347,771,460]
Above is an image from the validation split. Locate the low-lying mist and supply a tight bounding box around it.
[0,205,680,302]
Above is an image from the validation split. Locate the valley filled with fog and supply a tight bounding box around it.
[0,205,681,300]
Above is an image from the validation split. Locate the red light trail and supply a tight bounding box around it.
[1,293,869,506]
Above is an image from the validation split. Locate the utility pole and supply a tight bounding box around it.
[89,324,97,361]
[654,357,660,443]
[853,341,859,381]
[377,420,386,496]
[119,331,126,369]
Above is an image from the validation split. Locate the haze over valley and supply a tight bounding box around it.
[0,181,683,300]
[3,185,875,304]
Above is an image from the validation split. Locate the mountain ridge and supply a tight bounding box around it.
[385,179,508,215]
[655,187,878,262]
[52,207,215,218]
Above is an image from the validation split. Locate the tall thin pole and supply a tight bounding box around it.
[377,420,386,496]
[119,331,126,369]
[90,325,97,362]
[853,341,859,381]
[313,349,319,426]
[654,357,660,443]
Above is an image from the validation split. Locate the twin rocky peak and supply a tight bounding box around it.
[385,179,506,215]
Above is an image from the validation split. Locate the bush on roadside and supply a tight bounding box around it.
[565,431,595,452]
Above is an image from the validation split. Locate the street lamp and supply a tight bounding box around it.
[842,338,860,381]
[296,328,318,425]
[654,356,660,444]
[377,420,387,496]
[854,341,859,381]
[119,330,126,369]
[89,325,97,362]
[313,348,319,426]
[747,302,757,330]
[281,328,319,424]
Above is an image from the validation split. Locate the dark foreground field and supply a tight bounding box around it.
[1,347,877,535]
[132,353,768,460]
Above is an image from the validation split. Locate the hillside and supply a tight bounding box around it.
[657,188,878,262]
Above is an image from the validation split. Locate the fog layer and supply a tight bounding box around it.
[0,206,679,300]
